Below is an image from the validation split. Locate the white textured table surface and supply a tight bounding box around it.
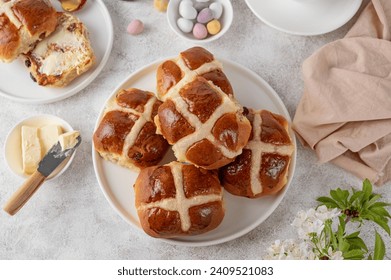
[1,0,390,260]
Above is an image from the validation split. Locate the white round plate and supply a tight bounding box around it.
[245,0,362,36]
[92,58,297,247]
[0,0,113,104]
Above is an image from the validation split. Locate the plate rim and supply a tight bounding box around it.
[245,0,363,36]
[0,0,114,104]
[92,57,297,247]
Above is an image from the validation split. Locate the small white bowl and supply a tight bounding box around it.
[167,0,233,43]
[4,114,77,180]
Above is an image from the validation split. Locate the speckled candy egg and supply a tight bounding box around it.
[209,2,223,19]
[193,23,208,39]
[177,17,194,33]
[179,0,197,20]
[127,19,144,35]
[197,8,214,24]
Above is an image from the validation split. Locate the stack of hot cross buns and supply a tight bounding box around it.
[93,47,295,239]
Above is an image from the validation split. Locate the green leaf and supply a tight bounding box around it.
[372,216,391,235]
[349,189,361,204]
[369,207,391,219]
[363,194,382,209]
[343,249,365,260]
[350,191,363,208]
[337,189,349,205]
[345,231,360,238]
[317,197,339,209]
[368,202,391,209]
[345,237,368,251]
[338,238,350,252]
[374,232,385,260]
[330,190,345,208]
[362,179,373,201]
[367,254,373,260]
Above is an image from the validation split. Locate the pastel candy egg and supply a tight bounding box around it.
[194,1,209,11]
[209,2,223,19]
[193,23,208,39]
[177,17,194,33]
[127,19,144,35]
[180,0,193,6]
[154,0,169,12]
[196,0,210,2]
[207,19,221,35]
[179,1,197,19]
[197,8,214,24]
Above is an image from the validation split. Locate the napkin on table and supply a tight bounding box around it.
[293,0,391,186]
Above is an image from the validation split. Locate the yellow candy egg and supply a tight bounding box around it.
[154,0,169,12]
[207,19,221,35]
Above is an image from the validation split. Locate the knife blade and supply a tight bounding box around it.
[3,135,82,216]
[38,135,82,177]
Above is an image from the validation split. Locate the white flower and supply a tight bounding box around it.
[291,206,341,240]
[264,207,344,260]
[315,205,340,221]
[325,247,344,260]
[264,239,316,260]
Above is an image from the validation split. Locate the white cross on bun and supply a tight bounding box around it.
[154,47,252,170]
[134,161,225,238]
[219,109,295,198]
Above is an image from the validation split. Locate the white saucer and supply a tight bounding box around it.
[245,0,363,36]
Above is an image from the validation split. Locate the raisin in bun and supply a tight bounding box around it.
[134,161,225,238]
[93,88,169,171]
[0,0,57,63]
[154,47,251,170]
[220,109,294,198]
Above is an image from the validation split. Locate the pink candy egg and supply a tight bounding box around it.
[193,23,208,39]
[127,19,144,35]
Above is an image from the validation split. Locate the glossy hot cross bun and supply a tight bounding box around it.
[219,109,295,198]
[93,88,169,171]
[154,47,251,170]
[134,161,225,238]
[0,0,57,62]
[157,46,234,100]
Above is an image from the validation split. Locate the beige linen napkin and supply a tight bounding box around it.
[293,0,391,186]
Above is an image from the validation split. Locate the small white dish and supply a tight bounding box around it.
[245,0,363,36]
[167,0,233,43]
[0,0,113,104]
[4,114,76,180]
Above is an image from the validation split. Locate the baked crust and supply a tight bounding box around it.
[0,0,57,62]
[219,109,295,198]
[154,47,251,170]
[134,162,225,238]
[93,88,169,171]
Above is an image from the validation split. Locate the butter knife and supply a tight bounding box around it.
[3,136,81,216]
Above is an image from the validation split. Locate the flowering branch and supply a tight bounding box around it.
[264,179,390,260]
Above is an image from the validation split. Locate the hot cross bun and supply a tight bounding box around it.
[219,109,294,198]
[0,0,57,63]
[134,161,225,238]
[93,88,169,171]
[154,47,251,170]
